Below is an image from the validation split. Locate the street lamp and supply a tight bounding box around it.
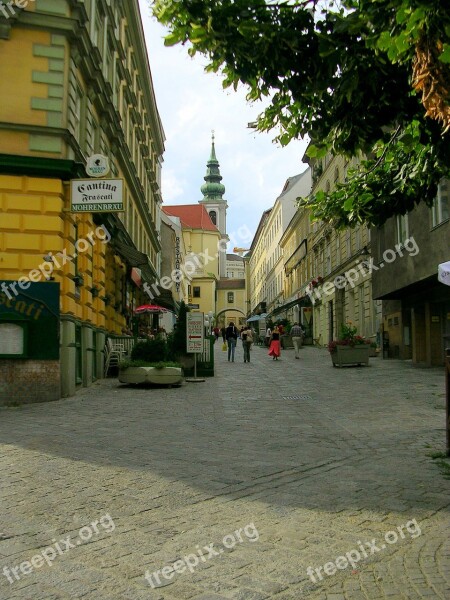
[208,311,214,336]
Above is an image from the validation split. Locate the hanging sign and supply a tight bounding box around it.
[70,178,124,212]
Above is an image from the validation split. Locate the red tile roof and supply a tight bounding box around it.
[162,205,218,232]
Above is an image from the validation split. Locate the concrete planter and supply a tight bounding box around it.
[118,366,183,385]
[331,345,370,367]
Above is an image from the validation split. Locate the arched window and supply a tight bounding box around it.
[209,210,217,225]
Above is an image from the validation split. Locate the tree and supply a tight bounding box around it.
[153,0,450,227]
[169,300,189,357]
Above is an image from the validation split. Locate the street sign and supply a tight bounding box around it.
[188,303,200,309]
[70,178,124,212]
[186,312,204,353]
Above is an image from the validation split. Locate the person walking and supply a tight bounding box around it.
[290,322,305,359]
[268,326,281,360]
[221,326,226,342]
[265,326,272,347]
[225,322,238,362]
[241,325,253,363]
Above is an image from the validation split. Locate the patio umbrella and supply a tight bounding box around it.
[134,304,168,314]
[438,261,450,286]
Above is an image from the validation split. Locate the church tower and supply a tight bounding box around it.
[199,132,229,278]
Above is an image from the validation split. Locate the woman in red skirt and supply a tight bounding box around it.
[268,326,281,360]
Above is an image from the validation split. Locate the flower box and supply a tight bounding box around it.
[118,366,183,386]
[331,345,370,367]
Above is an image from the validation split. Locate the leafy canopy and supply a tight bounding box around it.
[153,0,450,227]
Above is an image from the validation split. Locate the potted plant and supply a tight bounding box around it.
[369,341,378,357]
[328,322,371,367]
[118,337,183,385]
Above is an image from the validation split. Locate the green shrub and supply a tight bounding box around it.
[169,300,189,358]
[131,338,167,362]
[119,359,181,369]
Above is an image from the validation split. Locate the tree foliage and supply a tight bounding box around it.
[153,0,450,227]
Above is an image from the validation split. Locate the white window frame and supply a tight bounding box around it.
[396,214,409,244]
[431,179,449,227]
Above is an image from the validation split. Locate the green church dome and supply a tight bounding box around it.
[201,133,226,202]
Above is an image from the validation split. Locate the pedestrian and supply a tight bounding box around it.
[213,326,220,342]
[221,326,226,343]
[241,325,253,363]
[225,321,238,362]
[268,326,281,360]
[290,322,305,359]
[265,326,272,347]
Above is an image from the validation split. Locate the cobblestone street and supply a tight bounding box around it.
[1,344,449,600]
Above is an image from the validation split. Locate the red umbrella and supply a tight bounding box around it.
[134,304,168,314]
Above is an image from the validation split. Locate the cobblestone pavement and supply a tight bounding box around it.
[1,343,449,600]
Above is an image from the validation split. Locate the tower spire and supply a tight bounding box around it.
[201,132,225,202]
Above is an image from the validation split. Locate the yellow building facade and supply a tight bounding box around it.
[305,153,380,346]
[0,0,165,402]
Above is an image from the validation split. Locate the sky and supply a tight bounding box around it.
[138,0,310,250]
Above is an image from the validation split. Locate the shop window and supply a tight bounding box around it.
[0,321,28,358]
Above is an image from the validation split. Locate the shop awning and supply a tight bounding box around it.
[270,296,310,317]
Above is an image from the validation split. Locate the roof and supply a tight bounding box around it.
[162,205,218,232]
[226,254,244,262]
[216,279,246,289]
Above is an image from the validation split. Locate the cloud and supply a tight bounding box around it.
[138,1,310,240]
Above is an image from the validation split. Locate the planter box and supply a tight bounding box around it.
[331,345,370,367]
[118,366,183,385]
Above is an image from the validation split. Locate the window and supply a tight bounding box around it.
[209,210,217,225]
[334,167,339,183]
[346,231,351,258]
[193,286,201,298]
[227,292,234,304]
[396,214,409,244]
[355,225,361,250]
[432,179,449,226]
[74,85,86,150]
[325,245,331,275]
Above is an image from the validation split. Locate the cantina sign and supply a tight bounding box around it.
[70,179,124,213]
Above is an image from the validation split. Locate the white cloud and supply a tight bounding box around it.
[138,1,309,240]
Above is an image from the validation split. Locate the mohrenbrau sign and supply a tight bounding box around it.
[0,281,59,359]
[70,178,124,213]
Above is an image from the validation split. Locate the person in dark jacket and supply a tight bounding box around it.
[225,322,238,362]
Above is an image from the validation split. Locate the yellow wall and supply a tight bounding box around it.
[181,227,220,314]
[0,173,131,334]
[216,287,246,327]
[0,29,50,129]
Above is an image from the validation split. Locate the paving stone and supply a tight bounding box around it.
[0,346,448,599]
